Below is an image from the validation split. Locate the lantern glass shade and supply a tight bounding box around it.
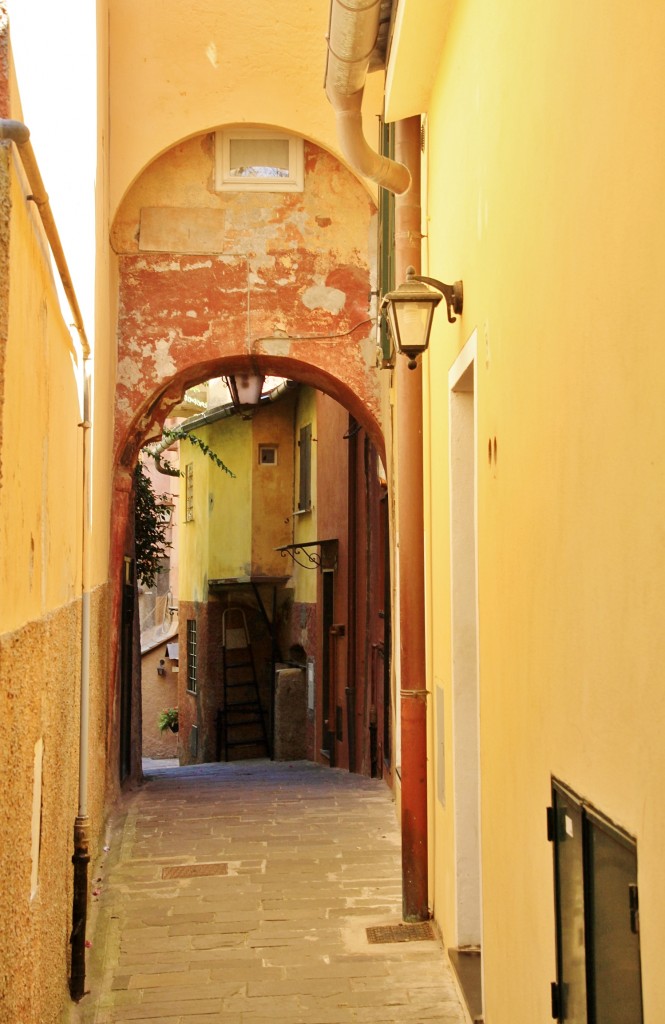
[385,298,438,361]
[228,373,265,408]
[383,284,442,368]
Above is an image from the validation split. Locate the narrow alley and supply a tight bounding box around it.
[72,761,466,1024]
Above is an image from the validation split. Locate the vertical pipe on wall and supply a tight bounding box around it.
[394,116,429,921]
[346,414,358,773]
[71,358,92,1001]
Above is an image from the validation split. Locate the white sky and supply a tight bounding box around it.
[8,0,97,348]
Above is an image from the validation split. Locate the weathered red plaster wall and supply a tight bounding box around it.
[112,137,382,468]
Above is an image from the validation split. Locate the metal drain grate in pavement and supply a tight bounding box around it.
[366,922,436,944]
[162,862,228,879]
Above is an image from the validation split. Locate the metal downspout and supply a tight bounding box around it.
[394,117,429,921]
[323,5,427,916]
[346,415,358,773]
[325,0,410,195]
[71,361,92,1001]
[0,117,95,995]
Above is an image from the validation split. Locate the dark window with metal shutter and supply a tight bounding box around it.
[298,423,312,511]
[548,780,643,1023]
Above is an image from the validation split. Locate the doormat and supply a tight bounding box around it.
[162,862,228,878]
[366,922,436,944]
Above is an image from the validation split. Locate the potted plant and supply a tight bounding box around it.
[158,707,179,733]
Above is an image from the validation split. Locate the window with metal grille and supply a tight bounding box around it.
[185,463,194,522]
[186,619,197,694]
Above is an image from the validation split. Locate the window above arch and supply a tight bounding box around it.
[215,129,304,192]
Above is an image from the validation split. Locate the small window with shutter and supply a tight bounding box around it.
[298,424,312,511]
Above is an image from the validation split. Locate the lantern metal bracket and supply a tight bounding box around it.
[411,274,464,323]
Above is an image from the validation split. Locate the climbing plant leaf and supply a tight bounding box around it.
[134,464,172,588]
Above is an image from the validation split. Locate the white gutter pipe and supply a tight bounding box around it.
[325,0,411,195]
[0,119,91,357]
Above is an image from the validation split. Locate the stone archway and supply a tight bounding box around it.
[108,128,385,769]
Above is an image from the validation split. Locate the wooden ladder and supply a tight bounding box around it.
[218,607,270,761]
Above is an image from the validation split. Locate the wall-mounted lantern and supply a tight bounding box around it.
[381,266,463,369]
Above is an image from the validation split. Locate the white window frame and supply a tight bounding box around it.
[215,129,304,193]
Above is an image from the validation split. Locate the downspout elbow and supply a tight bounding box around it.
[0,118,31,146]
[325,0,411,195]
[331,97,411,194]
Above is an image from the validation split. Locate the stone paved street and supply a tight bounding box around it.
[71,760,467,1024]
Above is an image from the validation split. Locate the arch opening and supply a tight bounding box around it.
[120,368,391,788]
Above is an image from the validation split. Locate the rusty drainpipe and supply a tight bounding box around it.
[394,116,429,921]
[345,415,358,773]
[323,2,428,919]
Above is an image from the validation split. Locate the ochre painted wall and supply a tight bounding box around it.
[251,392,298,578]
[0,13,112,1020]
[404,1,665,1019]
[107,0,385,217]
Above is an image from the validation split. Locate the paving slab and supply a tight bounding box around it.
[70,760,467,1024]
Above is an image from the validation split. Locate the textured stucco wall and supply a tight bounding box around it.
[0,586,110,1024]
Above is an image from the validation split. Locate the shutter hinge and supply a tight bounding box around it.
[546,805,556,842]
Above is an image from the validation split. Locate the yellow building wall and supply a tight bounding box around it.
[0,141,83,1024]
[0,7,113,1018]
[178,432,213,603]
[179,394,300,597]
[406,1,665,1019]
[207,415,253,581]
[0,167,82,630]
